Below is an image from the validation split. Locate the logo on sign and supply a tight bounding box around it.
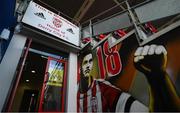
[34,12,46,20]
[53,17,62,28]
[67,28,74,34]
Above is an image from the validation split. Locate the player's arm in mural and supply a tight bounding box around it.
[134,44,180,111]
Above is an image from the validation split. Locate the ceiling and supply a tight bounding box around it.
[34,0,146,26]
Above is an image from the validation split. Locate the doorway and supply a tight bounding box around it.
[8,41,68,112]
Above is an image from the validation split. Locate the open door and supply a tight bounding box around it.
[38,57,67,112]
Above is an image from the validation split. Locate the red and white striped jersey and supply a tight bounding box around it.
[77,79,148,112]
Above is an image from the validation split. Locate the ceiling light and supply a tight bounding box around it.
[31,70,36,73]
[26,79,29,82]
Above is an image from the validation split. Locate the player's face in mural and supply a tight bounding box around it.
[82,53,93,77]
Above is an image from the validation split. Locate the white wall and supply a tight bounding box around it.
[0,34,27,111]
[66,52,78,112]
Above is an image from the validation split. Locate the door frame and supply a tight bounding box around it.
[7,38,32,112]
[38,57,68,112]
[6,39,68,112]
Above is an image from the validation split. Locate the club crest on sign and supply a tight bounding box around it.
[53,17,62,28]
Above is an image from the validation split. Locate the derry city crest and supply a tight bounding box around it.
[53,17,62,28]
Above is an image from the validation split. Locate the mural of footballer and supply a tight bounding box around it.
[77,44,180,112]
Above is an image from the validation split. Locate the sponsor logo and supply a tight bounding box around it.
[67,28,74,34]
[53,17,62,28]
[34,12,46,19]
